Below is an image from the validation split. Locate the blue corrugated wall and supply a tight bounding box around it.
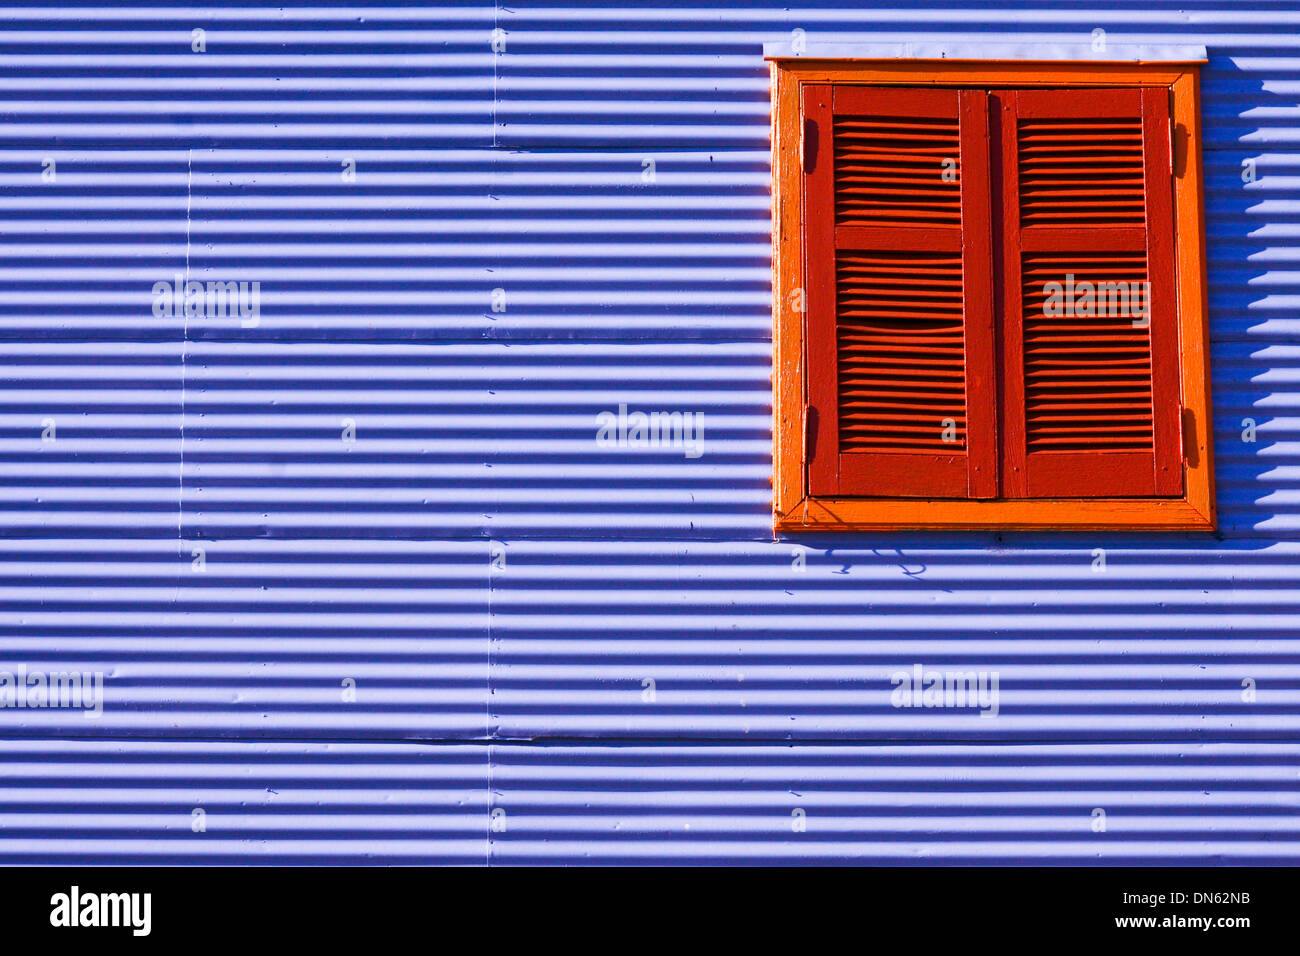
[0,0,1297,864]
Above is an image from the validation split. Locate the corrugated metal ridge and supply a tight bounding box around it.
[1,739,1293,865]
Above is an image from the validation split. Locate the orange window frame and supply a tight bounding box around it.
[769,58,1215,532]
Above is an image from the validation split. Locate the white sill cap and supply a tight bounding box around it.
[763,41,1207,63]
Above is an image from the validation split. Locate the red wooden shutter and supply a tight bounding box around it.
[997,88,1182,497]
[803,85,997,498]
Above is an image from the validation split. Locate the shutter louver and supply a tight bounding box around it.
[804,86,997,498]
[1016,117,1146,226]
[997,89,1182,498]
[835,250,967,454]
[1020,254,1153,453]
[832,115,963,226]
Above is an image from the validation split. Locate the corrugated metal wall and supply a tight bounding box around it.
[0,1,1297,864]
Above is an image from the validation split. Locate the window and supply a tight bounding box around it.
[769,54,1214,531]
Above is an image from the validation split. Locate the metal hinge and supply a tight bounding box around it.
[801,404,809,462]
[1170,115,1176,175]
[802,403,816,463]
[801,118,814,172]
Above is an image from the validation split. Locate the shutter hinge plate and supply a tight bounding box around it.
[802,403,815,463]
[1169,114,1176,175]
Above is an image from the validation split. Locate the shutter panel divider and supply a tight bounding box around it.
[958,88,998,499]
[996,91,1030,498]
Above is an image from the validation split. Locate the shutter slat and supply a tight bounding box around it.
[1018,114,1146,227]
[833,109,963,226]
[836,251,968,454]
[1021,252,1154,455]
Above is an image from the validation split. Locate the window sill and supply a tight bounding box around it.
[775,496,1215,534]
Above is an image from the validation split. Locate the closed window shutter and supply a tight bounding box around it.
[803,85,997,498]
[997,88,1183,497]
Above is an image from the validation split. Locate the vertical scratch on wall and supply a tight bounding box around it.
[488,0,501,867]
[492,1,499,149]
[180,147,192,545]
